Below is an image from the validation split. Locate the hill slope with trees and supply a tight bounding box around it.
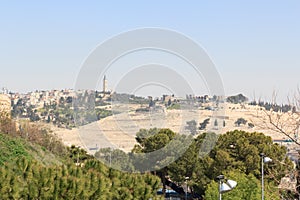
[0,112,162,199]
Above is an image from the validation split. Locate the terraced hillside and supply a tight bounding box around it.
[55,102,289,154]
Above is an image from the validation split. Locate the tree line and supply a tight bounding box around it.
[96,128,295,199]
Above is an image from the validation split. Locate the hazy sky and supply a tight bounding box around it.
[0,1,299,103]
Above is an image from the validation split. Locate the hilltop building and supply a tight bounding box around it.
[0,94,11,116]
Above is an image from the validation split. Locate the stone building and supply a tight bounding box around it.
[0,94,11,117]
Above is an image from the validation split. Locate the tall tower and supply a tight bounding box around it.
[103,75,107,93]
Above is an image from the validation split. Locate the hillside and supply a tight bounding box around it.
[0,132,62,166]
[55,102,292,154]
[0,111,162,199]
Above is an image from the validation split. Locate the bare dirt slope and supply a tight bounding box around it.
[54,103,289,154]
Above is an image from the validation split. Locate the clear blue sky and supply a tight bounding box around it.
[0,1,299,103]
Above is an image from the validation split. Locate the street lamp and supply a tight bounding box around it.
[216,175,237,200]
[260,153,272,200]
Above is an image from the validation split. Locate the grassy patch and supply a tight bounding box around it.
[0,133,31,165]
[167,103,181,110]
[0,132,62,166]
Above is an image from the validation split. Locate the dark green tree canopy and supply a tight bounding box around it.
[209,130,293,180]
[226,94,248,104]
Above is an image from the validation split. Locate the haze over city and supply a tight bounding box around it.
[1,1,300,102]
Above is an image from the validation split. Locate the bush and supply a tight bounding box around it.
[234,118,247,126]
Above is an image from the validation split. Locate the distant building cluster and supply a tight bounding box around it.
[4,75,112,109]
[10,89,77,108]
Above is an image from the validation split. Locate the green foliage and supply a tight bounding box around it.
[0,112,162,199]
[110,93,149,104]
[199,118,210,130]
[95,147,134,172]
[2,105,294,200]
[132,128,179,171]
[132,128,193,194]
[0,130,64,166]
[168,139,199,182]
[0,133,31,165]
[135,107,150,112]
[250,101,294,113]
[57,106,113,127]
[0,132,161,199]
[205,170,284,200]
[234,117,247,126]
[0,157,161,199]
[11,92,114,129]
[214,119,218,127]
[211,130,293,180]
[227,94,248,104]
[185,120,198,135]
[68,144,93,164]
[248,122,255,128]
[204,170,262,200]
[135,129,293,198]
[167,103,181,110]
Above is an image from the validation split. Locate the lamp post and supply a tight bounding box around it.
[216,175,237,200]
[260,153,272,200]
[217,175,224,200]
